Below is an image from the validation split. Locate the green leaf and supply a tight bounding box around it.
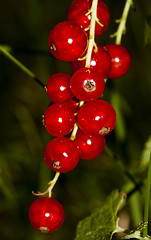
[144,15,151,46]
[124,222,151,239]
[74,191,125,240]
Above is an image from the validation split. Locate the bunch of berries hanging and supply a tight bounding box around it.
[29,0,131,233]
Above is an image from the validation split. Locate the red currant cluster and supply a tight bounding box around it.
[29,0,131,233]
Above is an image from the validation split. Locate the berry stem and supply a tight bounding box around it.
[105,145,138,186]
[70,101,85,141]
[0,45,46,88]
[110,0,133,45]
[70,123,78,140]
[85,0,98,68]
[143,149,151,237]
[32,172,60,198]
[48,172,60,197]
[70,0,98,140]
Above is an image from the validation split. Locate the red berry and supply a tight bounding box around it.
[48,21,88,62]
[104,44,131,79]
[44,137,79,173]
[74,129,105,160]
[44,103,75,137]
[70,68,105,102]
[61,98,79,113]
[69,97,80,113]
[67,0,110,37]
[77,100,116,136]
[29,197,65,233]
[71,44,112,78]
[47,73,74,103]
[47,98,79,113]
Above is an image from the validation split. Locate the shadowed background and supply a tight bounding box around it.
[0,0,151,239]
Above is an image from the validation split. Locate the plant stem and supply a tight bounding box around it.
[111,0,132,45]
[143,150,151,237]
[70,123,78,141]
[105,145,138,186]
[0,46,45,88]
[70,0,98,141]
[127,181,143,198]
[85,0,98,67]
[48,172,60,198]
[32,172,60,198]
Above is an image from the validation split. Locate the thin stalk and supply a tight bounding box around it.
[143,151,151,237]
[85,0,98,67]
[0,46,45,88]
[70,0,98,140]
[116,0,132,44]
[32,172,60,198]
[127,181,143,198]
[105,145,138,186]
[48,172,60,198]
[70,123,78,141]
[110,0,133,45]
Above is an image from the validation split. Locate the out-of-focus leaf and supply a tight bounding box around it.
[0,153,18,209]
[144,15,151,46]
[12,102,43,158]
[111,91,131,142]
[136,136,151,175]
[74,191,125,240]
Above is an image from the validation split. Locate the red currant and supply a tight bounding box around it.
[44,103,75,137]
[44,137,79,173]
[48,21,88,62]
[77,100,116,136]
[47,73,74,103]
[47,97,79,113]
[71,44,112,78]
[69,97,79,113]
[67,0,110,37]
[104,43,131,79]
[70,68,105,102]
[74,129,105,160]
[29,197,65,233]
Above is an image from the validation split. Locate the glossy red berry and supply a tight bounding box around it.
[104,43,131,79]
[44,103,75,137]
[29,197,65,233]
[67,0,110,37]
[74,129,105,160]
[47,73,74,103]
[44,137,79,173]
[70,68,105,102]
[71,44,111,78]
[77,100,116,136]
[69,97,80,113]
[47,98,79,113]
[48,21,88,62]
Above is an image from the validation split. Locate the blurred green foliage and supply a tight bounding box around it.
[0,0,151,239]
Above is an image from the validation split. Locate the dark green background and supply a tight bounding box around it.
[0,0,151,239]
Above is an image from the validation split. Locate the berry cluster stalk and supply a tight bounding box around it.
[85,0,98,68]
[70,0,98,141]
